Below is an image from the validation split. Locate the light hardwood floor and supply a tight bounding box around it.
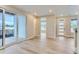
[0,35,74,54]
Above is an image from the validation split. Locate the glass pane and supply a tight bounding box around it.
[71,19,77,29]
[59,29,64,31]
[0,10,3,47]
[58,23,64,26]
[58,26,64,28]
[5,12,16,45]
[57,18,65,36]
[71,19,77,33]
[40,17,46,40]
[40,17,46,32]
[18,16,26,41]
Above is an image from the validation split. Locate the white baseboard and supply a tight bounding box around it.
[35,35,40,37]
[27,35,36,40]
[47,36,56,39]
[64,35,74,38]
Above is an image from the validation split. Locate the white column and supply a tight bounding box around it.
[46,15,56,39]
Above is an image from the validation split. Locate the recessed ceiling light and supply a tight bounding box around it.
[75,12,78,15]
[49,9,52,13]
[60,14,63,16]
[34,12,37,16]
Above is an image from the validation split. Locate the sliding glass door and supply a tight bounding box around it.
[0,9,3,47]
[5,12,16,45]
[0,9,27,49]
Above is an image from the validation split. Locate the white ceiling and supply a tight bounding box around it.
[11,5,79,16]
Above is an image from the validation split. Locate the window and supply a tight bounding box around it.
[40,17,46,33]
[18,16,26,41]
[71,19,77,33]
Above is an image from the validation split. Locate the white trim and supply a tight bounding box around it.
[27,35,36,40]
[47,36,56,39]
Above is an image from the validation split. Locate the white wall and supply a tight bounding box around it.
[26,14,36,39]
[46,15,56,39]
[34,16,40,36]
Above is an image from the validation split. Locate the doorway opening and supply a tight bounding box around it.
[40,17,47,40]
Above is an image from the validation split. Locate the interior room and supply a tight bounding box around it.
[0,5,79,54]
